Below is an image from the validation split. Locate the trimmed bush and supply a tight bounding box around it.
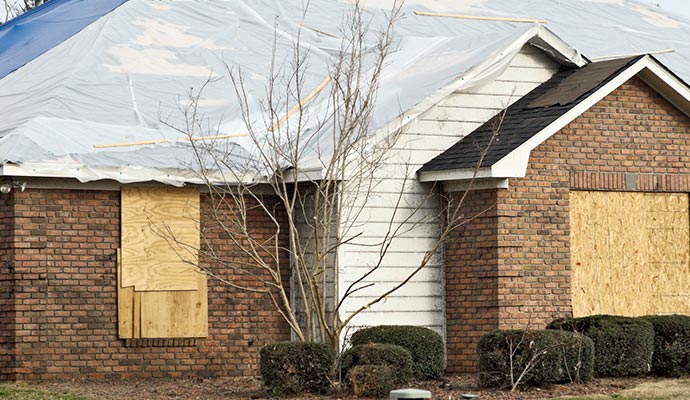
[640,315,690,377]
[340,343,413,384]
[477,329,594,388]
[548,315,654,377]
[347,364,396,398]
[259,341,335,396]
[349,325,445,380]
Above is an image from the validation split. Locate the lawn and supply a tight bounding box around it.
[0,385,87,400]
[554,379,690,400]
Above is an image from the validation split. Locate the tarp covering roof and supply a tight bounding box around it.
[0,0,127,79]
[1,0,689,184]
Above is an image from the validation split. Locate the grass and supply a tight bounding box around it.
[0,385,87,400]
[554,379,690,400]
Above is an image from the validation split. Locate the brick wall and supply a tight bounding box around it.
[444,189,500,373]
[445,77,690,373]
[2,189,290,380]
[0,193,15,380]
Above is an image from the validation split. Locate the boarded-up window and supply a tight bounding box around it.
[570,191,690,317]
[118,187,207,339]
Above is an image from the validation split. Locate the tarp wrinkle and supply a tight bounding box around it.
[0,0,689,185]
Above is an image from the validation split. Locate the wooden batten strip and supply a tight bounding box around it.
[588,49,674,62]
[93,133,248,149]
[95,76,331,149]
[414,10,547,24]
[269,76,332,131]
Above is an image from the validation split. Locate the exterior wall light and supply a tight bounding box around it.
[0,182,27,194]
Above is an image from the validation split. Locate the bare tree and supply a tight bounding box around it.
[2,0,47,23]
[163,0,502,354]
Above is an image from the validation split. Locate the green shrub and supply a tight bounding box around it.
[640,315,690,377]
[349,325,445,380]
[347,364,396,398]
[340,343,413,384]
[548,315,654,377]
[259,341,335,396]
[477,329,594,388]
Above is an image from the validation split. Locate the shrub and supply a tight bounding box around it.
[349,325,445,380]
[347,364,396,398]
[259,341,335,396]
[548,315,654,377]
[477,329,594,389]
[640,315,690,377]
[340,343,413,384]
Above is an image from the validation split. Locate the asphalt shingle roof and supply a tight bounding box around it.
[419,56,642,173]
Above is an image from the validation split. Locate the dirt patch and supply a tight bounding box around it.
[20,375,670,400]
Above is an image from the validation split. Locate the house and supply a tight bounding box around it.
[1,0,690,380]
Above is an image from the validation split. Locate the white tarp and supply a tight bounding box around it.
[1,0,689,184]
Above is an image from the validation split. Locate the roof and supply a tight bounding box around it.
[419,57,642,173]
[0,0,127,79]
[2,1,690,185]
[417,54,690,184]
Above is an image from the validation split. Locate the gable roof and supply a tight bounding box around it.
[418,55,690,183]
[419,57,641,173]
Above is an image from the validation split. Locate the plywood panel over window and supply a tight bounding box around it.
[121,187,200,291]
[570,191,690,317]
[118,187,207,339]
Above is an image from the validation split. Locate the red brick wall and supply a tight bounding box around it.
[445,77,690,373]
[444,189,500,374]
[3,189,290,380]
[0,193,15,380]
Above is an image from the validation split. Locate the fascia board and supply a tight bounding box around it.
[530,25,587,67]
[417,167,493,182]
[0,162,249,186]
[281,167,325,183]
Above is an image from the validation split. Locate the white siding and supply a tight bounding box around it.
[336,45,559,336]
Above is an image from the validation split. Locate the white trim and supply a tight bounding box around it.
[528,27,587,67]
[281,167,324,183]
[420,55,690,183]
[442,178,509,192]
[418,167,493,182]
[8,177,122,191]
[0,176,280,195]
[0,162,252,186]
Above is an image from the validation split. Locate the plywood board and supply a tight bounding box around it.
[571,191,690,317]
[117,249,135,338]
[118,252,207,339]
[140,273,208,338]
[121,187,201,291]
